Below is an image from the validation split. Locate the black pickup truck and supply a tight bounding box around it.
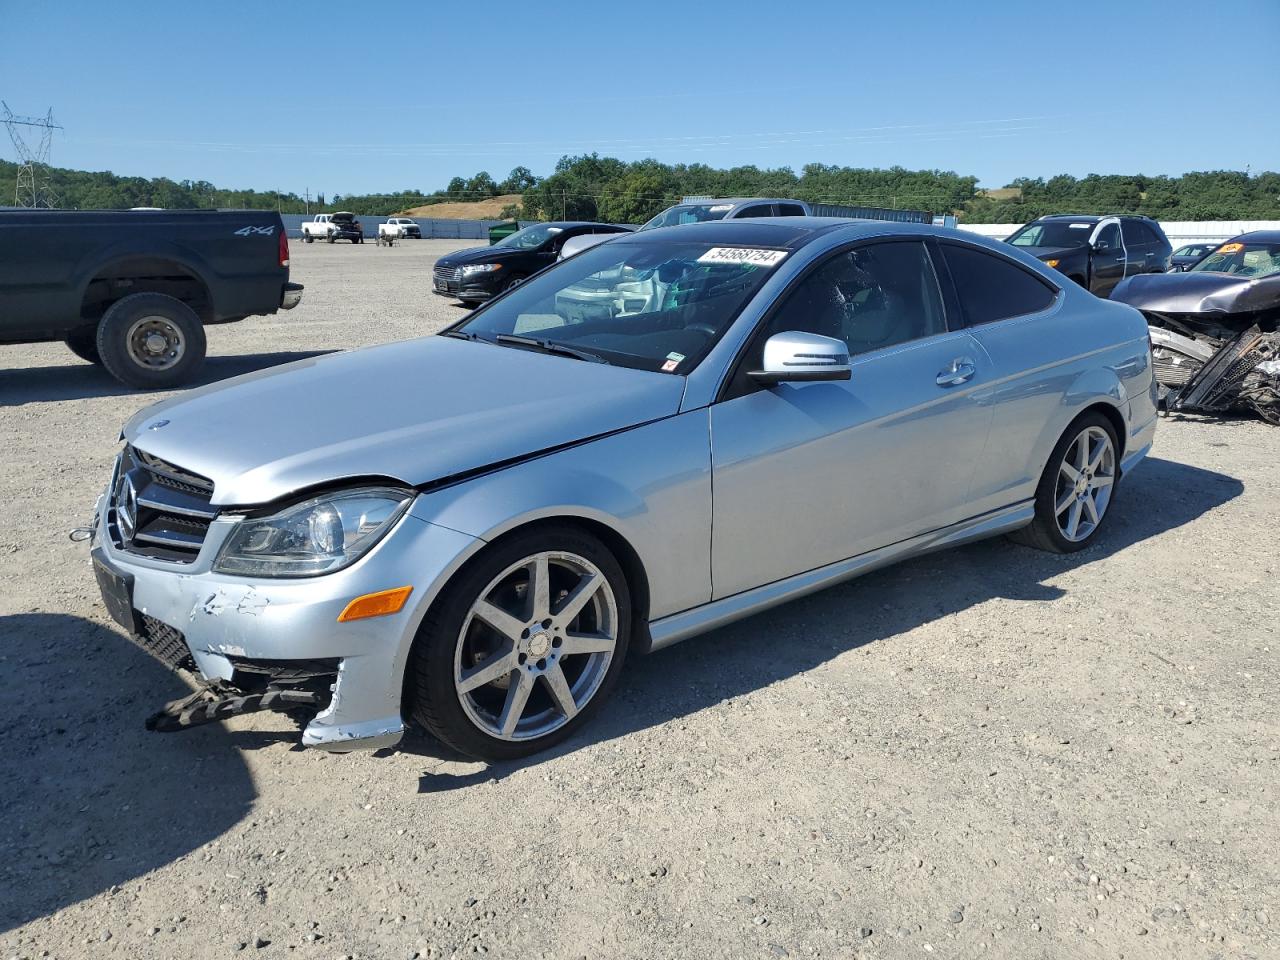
[0,209,303,388]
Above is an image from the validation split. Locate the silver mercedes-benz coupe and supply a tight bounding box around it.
[91,218,1157,760]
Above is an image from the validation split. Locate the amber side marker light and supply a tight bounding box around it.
[338,586,413,623]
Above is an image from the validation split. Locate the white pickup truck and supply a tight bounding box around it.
[299,214,334,243]
[378,217,422,240]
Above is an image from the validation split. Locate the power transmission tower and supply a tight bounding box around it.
[2,101,62,208]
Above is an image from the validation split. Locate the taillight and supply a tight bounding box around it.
[278,230,290,268]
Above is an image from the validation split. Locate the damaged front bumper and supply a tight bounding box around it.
[90,491,480,751]
[1151,324,1280,424]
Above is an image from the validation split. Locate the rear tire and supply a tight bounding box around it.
[408,524,631,761]
[95,292,206,389]
[1008,411,1120,553]
[304,234,314,243]
[64,327,103,365]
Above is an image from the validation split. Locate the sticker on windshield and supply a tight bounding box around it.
[662,351,685,373]
[697,247,788,267]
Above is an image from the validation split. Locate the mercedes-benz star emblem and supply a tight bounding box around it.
[116,473,138,543]
[147,419,170,430]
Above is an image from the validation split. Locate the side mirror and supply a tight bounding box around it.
[1094,240,1111,253]
[749,331,851,385]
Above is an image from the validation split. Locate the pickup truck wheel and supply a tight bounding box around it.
[409,525,631,761]
[64,327,103,365]
[304,235,314,243]
[95,292,206,389]
[326,236,335,244]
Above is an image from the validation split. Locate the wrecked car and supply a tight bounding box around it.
[1111,231,1280,424]
[88,219,1156,760]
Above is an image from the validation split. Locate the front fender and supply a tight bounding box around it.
[407,411,714,620]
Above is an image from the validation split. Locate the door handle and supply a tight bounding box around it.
[937,358,976,387]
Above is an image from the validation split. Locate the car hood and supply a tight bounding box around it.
[437,246,529,267]
[122,337,685,506]
[1110,270,1280,315]
[1016,244,1089,262]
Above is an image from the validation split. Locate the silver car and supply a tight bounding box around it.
[90,219,1157,760]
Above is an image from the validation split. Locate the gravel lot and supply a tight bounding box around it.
[2,239,1277,960]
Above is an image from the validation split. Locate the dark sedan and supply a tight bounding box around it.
[432,222,631,304]
[1168,242,1220,272]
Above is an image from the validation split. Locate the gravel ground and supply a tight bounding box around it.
[1,239,1277,960]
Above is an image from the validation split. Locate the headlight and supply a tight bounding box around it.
[461,263,502,276]
[213,486,414,578]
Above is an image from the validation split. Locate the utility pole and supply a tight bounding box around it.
[2,100,62,208]
[562,189,566,220]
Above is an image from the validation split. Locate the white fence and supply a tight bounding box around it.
[958,221,1280,246]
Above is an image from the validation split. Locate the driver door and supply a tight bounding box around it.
[709,240,995,598]
[1090,221,1126,295]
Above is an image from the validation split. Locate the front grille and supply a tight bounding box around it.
[433,265,461,283]
[109,446,218,563]
[133,614,194,670]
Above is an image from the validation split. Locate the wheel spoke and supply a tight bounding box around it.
[1060,462,1081,484]
[1091,473,1114,489]
[1065,500,1082,539]
[1088,444,1107,472]
[472,600,525,643]
[1075,435,1090,471]
[1054,487,1075,516]
[529,555,551,621]
[1081,492,1100,525]
[498,670,535,737]
[560,631,615,656]
[457,649,517,694]
[553,571,602,627]
[542,662,578,720]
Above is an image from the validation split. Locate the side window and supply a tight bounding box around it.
[733,204,774,219]
[1142,223,1166,246]
[1121,220,1147,248]
[762,241,947,357]
[776,204,807,217]
[940,243,1057,325]
[1095,222,1120,251]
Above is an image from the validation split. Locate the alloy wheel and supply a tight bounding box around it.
[453,550,618,741]
[1054,425,1115,542]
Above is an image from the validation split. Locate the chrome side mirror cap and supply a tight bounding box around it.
[749,331,851,385]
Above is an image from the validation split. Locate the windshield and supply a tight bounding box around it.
[1006,221,1096,248]
[454,239,788,373]
[494,224,564,250]
[1189,240,1280,279]
[1174,244,1214,258]
[640,203,733,231]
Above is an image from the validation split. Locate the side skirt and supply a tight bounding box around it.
[646,501,1035,652]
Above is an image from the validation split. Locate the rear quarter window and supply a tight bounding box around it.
[940,243,1058,325]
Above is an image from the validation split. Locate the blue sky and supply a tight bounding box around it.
[3,0,1277,197]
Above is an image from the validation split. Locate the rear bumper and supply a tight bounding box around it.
[280,282,303,310]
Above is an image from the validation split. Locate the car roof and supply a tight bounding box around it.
[676,198,803,207]
[612,216,961,250]
[540,221,625,229]
[1234,230,1280,243]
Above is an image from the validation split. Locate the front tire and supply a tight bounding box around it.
[1009,411,1120,553]
[95,292,206,389]
[409,525,631,761]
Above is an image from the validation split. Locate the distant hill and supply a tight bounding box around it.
[2,156,1277,223]
[398,194,520,219]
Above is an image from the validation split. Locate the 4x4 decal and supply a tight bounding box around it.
[233,225,276,236]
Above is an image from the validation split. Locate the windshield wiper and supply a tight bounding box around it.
[440,330,480,341]
[494,334,608,364]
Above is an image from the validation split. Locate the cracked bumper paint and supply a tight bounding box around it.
[92,491,482,751]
